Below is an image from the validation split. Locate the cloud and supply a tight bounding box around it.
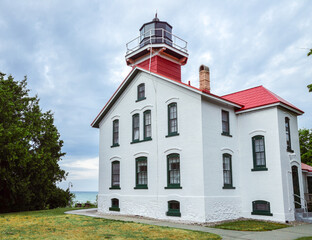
[61,157,98,180]
[1,0,312,191]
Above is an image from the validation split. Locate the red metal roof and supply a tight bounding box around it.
[302,163,312,172]
[221,86,304,114]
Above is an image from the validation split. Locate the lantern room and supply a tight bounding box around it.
[125,14,188,68]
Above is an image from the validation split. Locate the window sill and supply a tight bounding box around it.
[223,186,235,189]
[131,138,152,144]
[221,132,232,137]
[111,144,120,148]
[136,97,146,102]
[109,207,120,212]
[134,186,148,189]
[251,211,273,216]
[251,167,268,171]
[166,133,179,138]
[166,211,181,217]
[287,148,294,153]
[109,187,121,190]
[165,186,182,189]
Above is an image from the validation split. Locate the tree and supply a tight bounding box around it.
[308,49,312,92]
[299,128,312,166]
[0,72,72,213]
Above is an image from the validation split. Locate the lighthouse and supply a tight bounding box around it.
[125,14,188,81]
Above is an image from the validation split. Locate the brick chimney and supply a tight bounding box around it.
[199,65,210,92]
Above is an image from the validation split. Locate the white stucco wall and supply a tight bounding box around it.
[237,107,294,222]
[201,99,241,222]
[98,71,206,222]
[277,108,304,221]
[96,69,303,223]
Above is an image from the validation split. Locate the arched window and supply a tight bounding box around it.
[110,161,120,189]
[221,110,230,136]
[134,157,148,189]
[109,198,120,211]
[167,102,179,137]
[132,114,140,142]
[252,135,267,171]
[112,119,119,147]
[223,154,235,189]
[166,200,181,217]
[165,154,181,189]
[143,110,152,140]
[285,117,293,152]
[137,83,145,101]
[251,200,272,216]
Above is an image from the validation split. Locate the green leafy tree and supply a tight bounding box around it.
[299,128,312,166]
[0,72,72,213]
[308,49,312,92]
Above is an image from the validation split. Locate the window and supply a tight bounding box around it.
[221,110,231,136]
[132,114,140,142]
[143,110,152,140]
[165,154,182,189]
[137,83,145,101]
[251,200,273,216]
[112,120,119,147]
[110,161,120,189]
[167,103,179,137]
[223,154,235,189]
[252,135,267,171]
[109,198,120,211]
[285,117,293,152]
[134,157,148,189]
[166,201,181,217]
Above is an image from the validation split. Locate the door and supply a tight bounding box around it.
[292,166,301,208]
[308,177,312,194]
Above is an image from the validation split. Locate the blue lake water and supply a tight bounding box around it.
[71,191,98,204]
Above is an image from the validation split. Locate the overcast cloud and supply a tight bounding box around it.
[0,0,311,191]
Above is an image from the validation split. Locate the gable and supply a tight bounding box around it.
[91,67,242,128]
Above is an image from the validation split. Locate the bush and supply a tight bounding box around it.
[47,187,74,209]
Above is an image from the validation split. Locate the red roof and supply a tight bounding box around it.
[302,163,312,172]
[222,86,304,114]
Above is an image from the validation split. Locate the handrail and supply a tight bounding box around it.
[294,193,308,213]
[126,28,188,55]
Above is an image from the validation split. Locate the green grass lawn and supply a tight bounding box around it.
[295,238,312,240]
[0,208,221,239]
[213,219,289,231]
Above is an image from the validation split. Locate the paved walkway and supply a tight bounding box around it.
[65,208,312,240]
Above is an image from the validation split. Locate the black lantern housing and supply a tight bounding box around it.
[139,16,172,47]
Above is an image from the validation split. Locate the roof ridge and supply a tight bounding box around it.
[222,85,263,97]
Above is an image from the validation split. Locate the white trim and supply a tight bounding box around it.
[130,104,153,114]
[165,97,179,104]
[125,43,189,60]
[111,115,120,120]
[110,156,122,162]
[220,148,234,154]
[249,129,266,135]
[164,148,182,154]
[134,151,149,157]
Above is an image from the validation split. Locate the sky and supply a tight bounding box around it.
[0,0,311,191]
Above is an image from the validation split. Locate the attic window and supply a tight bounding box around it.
[137,83,146,102]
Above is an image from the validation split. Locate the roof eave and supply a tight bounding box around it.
[91,68,140,128]
[235,102,304,115]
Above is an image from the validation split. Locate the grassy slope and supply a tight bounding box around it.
[0,208,220,239]
[213,220,289,231]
